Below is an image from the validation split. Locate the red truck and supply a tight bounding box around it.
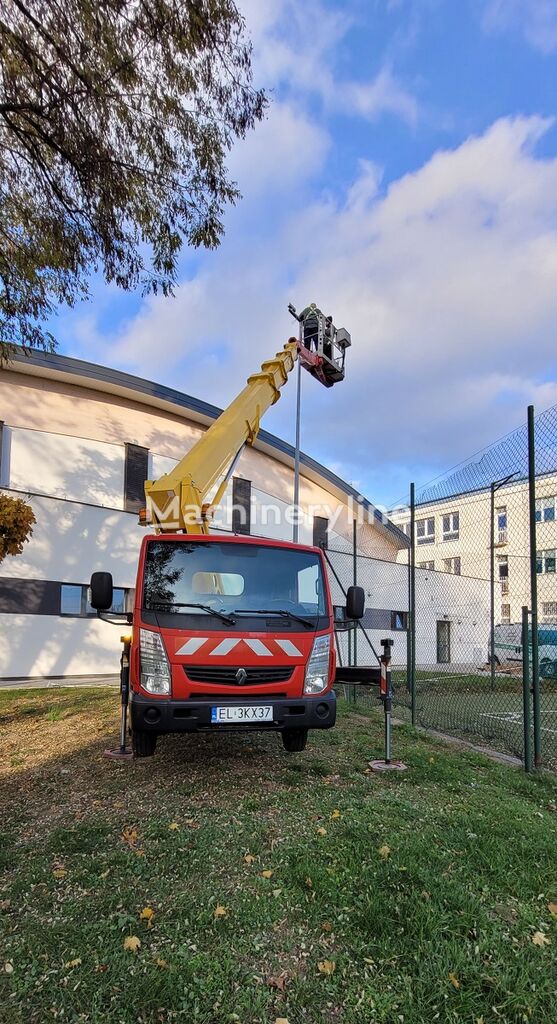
[91,533,364,756]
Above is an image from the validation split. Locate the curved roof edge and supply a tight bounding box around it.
[10,348,408,549]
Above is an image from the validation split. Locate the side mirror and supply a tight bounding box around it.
[346,585,365,620]
[90,571,113,611]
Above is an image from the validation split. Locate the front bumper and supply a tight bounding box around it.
[130,691,336,734]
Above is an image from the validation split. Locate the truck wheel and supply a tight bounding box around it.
[132,730,157,758]
[282,728,308,753]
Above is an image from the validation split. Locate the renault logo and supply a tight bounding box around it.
[235,668,248,685]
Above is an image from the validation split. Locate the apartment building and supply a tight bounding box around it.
[391,474,557,628]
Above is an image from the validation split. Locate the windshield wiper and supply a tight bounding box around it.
[233,608,314,629]
[149,602,236,625]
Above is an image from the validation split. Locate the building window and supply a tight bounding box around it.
[542,602,557,622]
[497,555,509,594]
[232,477,251,535]
[416,517,435,545]
[60,584,83,616]
[391,611,408,630]
[501,603,511,624]
[313,515,329,550]
[442,511,459,541]
[496,506,507,544]
[535,496,556,523]
[124,443,149,513]
[443,557,461,575]
[536,549,556,575]
[62,584,128,617]
[419,560,434,570]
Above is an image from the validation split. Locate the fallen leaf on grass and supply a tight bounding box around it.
[214,905,228,919]
[123,936,141,953]
[448,972,460,990]
[121,827,139,847]
[548,902,557,915]
[261,869,274,879]
[267,973,288,991]
[64,958,82,969]
[168,822,180,831]
[139,907,155,925]
[378,845,391,860]
[52,868,67,879]
[331,809,341,820]
[316,827,327,837]
[244,854,256,865]
[155,958,168,968]
[99,869,110,879]
[275,1018,290,1024]
[4,962,13,974]
[317,959,336,975]
[305,877,313,888]
[532,931,551,947]
[272,889,283,898]
[321,921,333,932]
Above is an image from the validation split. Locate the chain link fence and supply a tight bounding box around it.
[328,403,557,771]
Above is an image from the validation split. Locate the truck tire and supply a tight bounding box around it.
[132,730,157,758]
[282,728,308,753]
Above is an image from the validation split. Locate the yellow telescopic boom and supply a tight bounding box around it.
[143,339,298,534]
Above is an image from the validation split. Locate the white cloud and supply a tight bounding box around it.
[228,102,330,196]
[96,115,557,503]
[239,0,419,125]
[481,0,557,54]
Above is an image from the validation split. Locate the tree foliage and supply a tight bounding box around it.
[0,493,35,562]
[0,0,266,364]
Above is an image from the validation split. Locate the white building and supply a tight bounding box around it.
[391,472,557,633]
[0,349,408,679]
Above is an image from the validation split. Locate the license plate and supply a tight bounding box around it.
[211,705,273,724]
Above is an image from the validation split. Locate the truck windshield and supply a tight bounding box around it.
[143,541,327,622]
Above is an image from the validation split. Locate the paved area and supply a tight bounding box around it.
[0,675,119,690]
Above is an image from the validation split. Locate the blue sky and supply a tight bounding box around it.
[56,0,557,509]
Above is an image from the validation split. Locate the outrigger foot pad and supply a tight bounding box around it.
[368,760,408,773]
[104,747,133,761]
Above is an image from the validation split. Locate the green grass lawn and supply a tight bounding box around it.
[1,687,557,1024]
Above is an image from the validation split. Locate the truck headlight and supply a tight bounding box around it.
[140,629,171,694]
[304,634,331,695]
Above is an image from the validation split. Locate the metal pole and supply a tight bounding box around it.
[409,482,416,726]
[527,405,541,766]
[353,517,358,669]
[490,482,496,691]
[522,606,533,772]
[293,356,302,543]
[380,638,394,764]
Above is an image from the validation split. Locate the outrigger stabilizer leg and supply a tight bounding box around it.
[369,638,408,774]
[104,635,134,761]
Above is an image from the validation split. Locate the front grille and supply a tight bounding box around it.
[185,665,294,685]
[189,692,287,701]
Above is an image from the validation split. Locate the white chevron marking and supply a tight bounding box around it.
[210,638,241,656]
[275,639,303,657]
[245,639,273,656]
[176,637,208,656]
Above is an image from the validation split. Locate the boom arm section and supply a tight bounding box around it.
[143,340,298,534]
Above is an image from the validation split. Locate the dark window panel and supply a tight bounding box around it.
[232,477,251,535]
[313,515,329,550]
[0,577,61,614]
[124,443,149,513]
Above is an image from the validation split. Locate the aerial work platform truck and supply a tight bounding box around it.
[90,306,364,756]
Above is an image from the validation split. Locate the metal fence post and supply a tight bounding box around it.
[527,405,541,766]
[409,482,416,726]
[522,606,533,772]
